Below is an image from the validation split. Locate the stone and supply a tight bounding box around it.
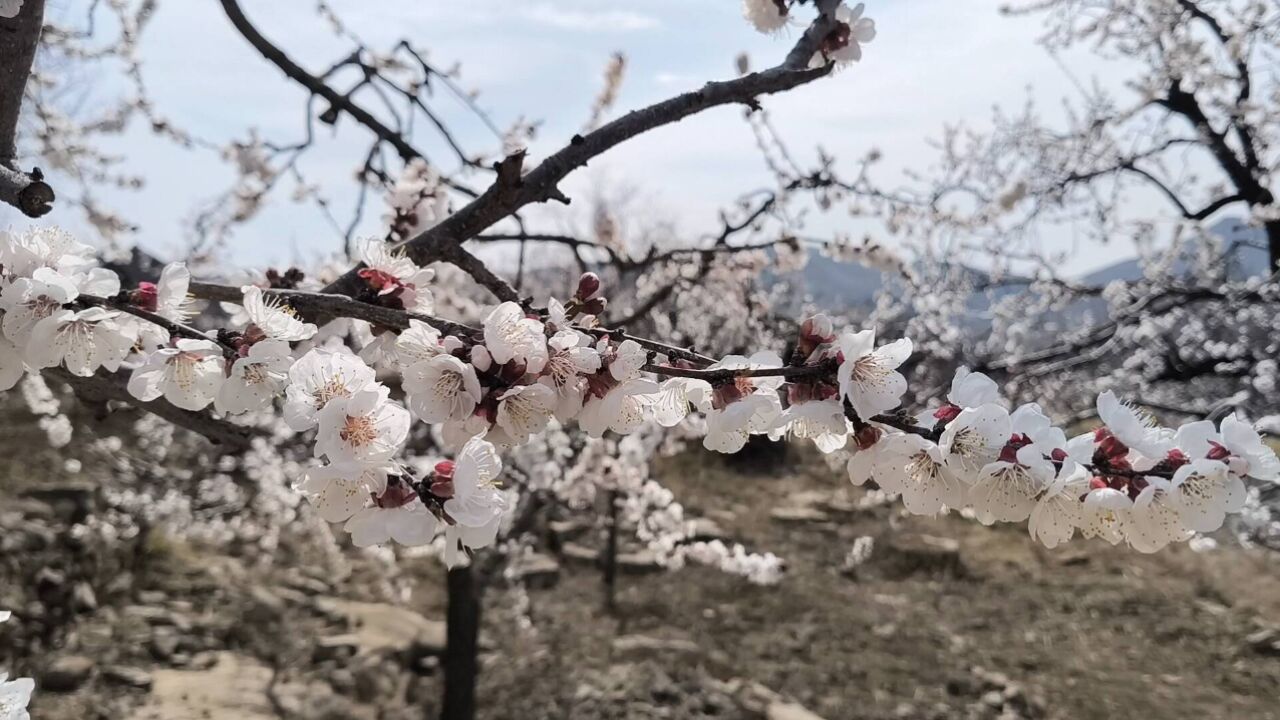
[560,542,599,565]
[509,553,561,589]
[611,634,702,659]
[22,483,98,523]
[283,573,330,597]
[766,700,827,720]
[123,605,187,628]
[617,550,662,575]
[127,653,275,720]
[687,517,726,540]
[1245,627,1280,656]
[314,634,362,663]
[880,534,964,579]
[332,600,447,659]
[548,518,594,541]
[769,506,831,524]
[42,655,96,692]
[149,631,180,661]
[102,665,153,690]
[71,582,98,612]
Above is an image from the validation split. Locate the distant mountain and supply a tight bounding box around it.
[772,217,1269,316]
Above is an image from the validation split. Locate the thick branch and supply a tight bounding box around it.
[321,11,837,298]
[44,367,260,450]
[217,0,474,197]
[0,0,54,217]
[188,281,482,338]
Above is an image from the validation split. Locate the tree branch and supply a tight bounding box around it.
[44,367,261,450]
[320,12,837,298]
[0,0,55,217]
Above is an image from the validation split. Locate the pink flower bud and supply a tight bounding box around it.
[800,314,835,343]
[131,282,159,312]
[933,404,961,423]
[854,424,881,451]
[576,272,602,301]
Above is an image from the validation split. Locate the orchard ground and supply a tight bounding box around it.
[3,427,1280,720]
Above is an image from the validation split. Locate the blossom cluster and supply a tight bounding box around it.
[0,611,34,720]
[742,0,877,66]
[848,371,1279,552]
[1,224,1275,564]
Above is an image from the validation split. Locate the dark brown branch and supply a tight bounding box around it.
[44,367,260,450]
[0,0,54,217]
[78,294,236,356]
[438,244,522,305]
[217,0,475,197]
[321,9,838,298]
[187,281,481,338]
[643,359,836,383]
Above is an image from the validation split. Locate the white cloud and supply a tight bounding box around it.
[518,5,659,32]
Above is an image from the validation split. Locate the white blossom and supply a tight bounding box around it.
[0,672,34,720]
[1126,478,1191,553]
[345,478,438,548]
[539,330,601,420]
[837,329,911,421]
[314,385,411,463]
[494,383,556,445]
[297,462,389,523]
[403,354,483,424]
[283,348,377,431]
[1028,462,1089,549]
[215,339,293,414]
[0,267,79,345]
[25,307,134,377]
[241,286,316,341]
[939,404,1010,479]
[579,378,659,438]
[830,3,877,64]
[127,338,226,411]
[742,0,787,33]
[948,367,1000,408]
[1219,414,1280,481]
[356,239,435,314]
[1169,458,1244,533]
[882,433,967,515]
[1096,390,1173,458]
[771,399,848,453]
[483,301,548,372]
[0,338,23,391]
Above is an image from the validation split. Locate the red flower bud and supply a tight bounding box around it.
[854,424,881,451]
[576,272,602,301]
[131,281,159,312]
[374,476,418,509]
[434,460,456,478]
[933,404,962,423]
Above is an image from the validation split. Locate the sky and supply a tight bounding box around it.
[2,0,1174,276]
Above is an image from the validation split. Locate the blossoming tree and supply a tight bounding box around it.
[0,1,1277,719]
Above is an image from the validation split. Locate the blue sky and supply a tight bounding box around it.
[2,0,1165,275]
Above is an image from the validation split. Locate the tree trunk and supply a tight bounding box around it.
[1266,220,1280,273]
[602,489,620,614]
[440,565,482,720]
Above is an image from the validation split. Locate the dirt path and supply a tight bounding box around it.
[469,451,1280,719]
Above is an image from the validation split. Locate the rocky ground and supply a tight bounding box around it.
[3,440,1280,719]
